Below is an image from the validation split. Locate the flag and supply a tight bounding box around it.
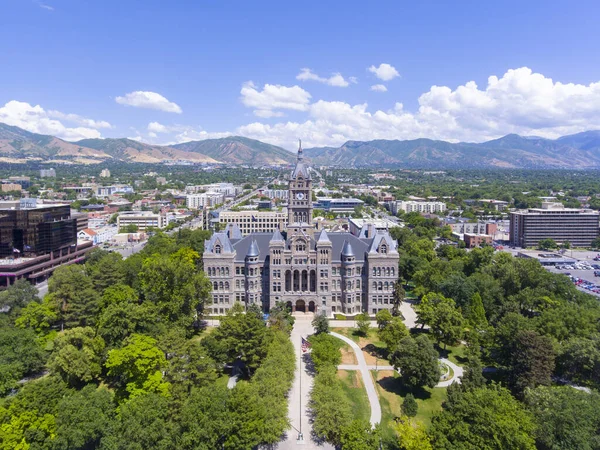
[301,337,311,353]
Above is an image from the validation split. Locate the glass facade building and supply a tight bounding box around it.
[0,205,77,257]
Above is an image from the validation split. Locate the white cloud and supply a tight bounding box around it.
[368,63,400,81]
[38,3,54,11]
[147,121,168,133]
[296,68,354,87]
[0,100,103,141]
[116,91,182,114]
[231,67,600,149]
[148,132,157,138]
[47,110,112,129]
[240,81,311,117]
[254,109,285,118]
[370,84,388,92]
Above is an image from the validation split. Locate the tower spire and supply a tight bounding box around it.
[297,139,303,161]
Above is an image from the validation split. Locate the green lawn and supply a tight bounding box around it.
[436,342,468,366]
[337,370,371,423]
[373,370,447,431]
[332,327,389,363]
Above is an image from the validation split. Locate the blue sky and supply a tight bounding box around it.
[1,0,600,149]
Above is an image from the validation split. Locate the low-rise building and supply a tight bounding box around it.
[100,169,111,178]
[348,218,400,237]
[389,200,447,215]
[464,233,493,248]
[40,168,56,178]
[314,197,364,213]
[219,210,288,236]
[117,211,167,231]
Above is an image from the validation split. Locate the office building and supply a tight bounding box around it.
[204,142,400,317]
[510,202,600,248]
[348,218,400,237]
[117,211,167,231]
[186,192,225,210]
[389,200,446,215]
[1,183,22,192]
[313,197,364,213]
[100,169,111,178]
[464,233,493,248]
[0,201,93,287]
[219,210,288,236]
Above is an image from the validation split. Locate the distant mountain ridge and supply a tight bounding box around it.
[1,122,600,168]
[303,132,600,169]
[0,123,294,165]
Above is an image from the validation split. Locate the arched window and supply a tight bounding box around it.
[384,281,389,291]
[372,267,376,276]
[386,267,390,277]
[377,267,381,277]
[391,267,395,276]
[372,281,377,290]
[215,245,221,254]
[378,282,383,291]
[213,282,218,290]
[219,281,224,290]
[380,244,387,254]
[226,267,230,276]
[225,281,230,290]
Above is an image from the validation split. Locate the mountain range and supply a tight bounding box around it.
[303,131,600,169]
[1,122,600,169]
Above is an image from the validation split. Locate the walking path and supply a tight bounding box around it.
[330,331,382,427]
[278,314,334,449]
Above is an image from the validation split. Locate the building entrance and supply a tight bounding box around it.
[295,299,306,313]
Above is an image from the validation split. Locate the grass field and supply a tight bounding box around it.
[372,369,447,435]
[337,370,371,423]
[332,327,389,365]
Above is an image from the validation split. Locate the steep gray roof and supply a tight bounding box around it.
[270,228,285,243]
[368,232,399,254]
[341,240,355,257]
[225,223,243,239]
[247,240,259,257]
[317,229,331,243]
[205,232,234,254]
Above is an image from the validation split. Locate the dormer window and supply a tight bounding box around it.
[380,244,387,254]
[215,245,221,254]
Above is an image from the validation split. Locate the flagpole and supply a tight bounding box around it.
[299,335,303,441]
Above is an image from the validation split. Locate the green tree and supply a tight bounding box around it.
[466,292,488,330]
[110,393,175,450]
[339,420,380,450]
[121,224,139,233]
[591,237,600,249]
[312,313,330,335]
[49,264,100,328]
[356,312,371,336]
[105,333,170,401]
[202,303,268,374]
[391,335,441,389]
[139,247,211,331]
[430,385,536,450]
[538,238,558,250]
[402,393,418,417]
[0,326,47,395]
[0,279,38,316]
[52,385,116,449]
[392,282,405,316]
[48,326,105,387]
[418,293,464,349]
[378,316,409,353]
[86,251,126,292]
[267,301,295,334]
[395,415,433,450]
[309,333,342,372]
[507,329,556,396]
[310,366,352,446]
[556,335,600,388]
[158,329,217,398]
[15,295,59,334]
[525,385,600,450]
[375,309,393,329]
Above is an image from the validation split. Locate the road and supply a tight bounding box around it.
[278,314,334,450]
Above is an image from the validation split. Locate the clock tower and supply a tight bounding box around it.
[288,140,314,236]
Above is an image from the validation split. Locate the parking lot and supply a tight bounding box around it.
[547,262,600,297]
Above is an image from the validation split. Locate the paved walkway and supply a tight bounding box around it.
[437,358,463,387]
[330,332,382,427]
[278,315,334,449]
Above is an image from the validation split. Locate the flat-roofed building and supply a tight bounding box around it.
[389,200,446,215]
[510,202,600,248]
[464,233,493,248]
[348,218,400,237]
[186,192,224,209]
[117,211,167,231]
[1,183,22,192]
[314,197,364,213]
[219,210,287,236]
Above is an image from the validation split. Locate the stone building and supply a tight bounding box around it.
[203,142,400,316]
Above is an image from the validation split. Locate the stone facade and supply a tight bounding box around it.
[203,142,400,316]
